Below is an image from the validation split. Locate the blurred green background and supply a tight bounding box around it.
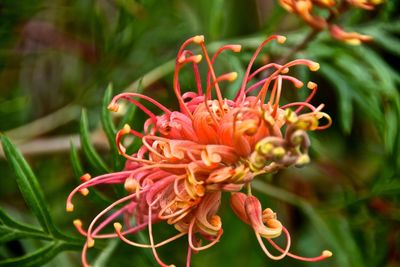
[0,0,399,266]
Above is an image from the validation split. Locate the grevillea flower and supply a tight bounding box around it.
[279,0,383,44]
[67,35,333,267]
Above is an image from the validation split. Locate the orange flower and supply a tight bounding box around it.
[67,35,332,267]
[279,0,382,44]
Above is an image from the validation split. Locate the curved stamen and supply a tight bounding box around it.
[114,222,186,248]
[267,227,332,262]
[247,63,286,83]
[295,81,317,113]
[280,102,317,111]
[188,218,223,251]
[74,215,150,239]
[207,44,241,88]
[109,93,171,115]
[81,242,91,267]
[315,112,332,130]
[147,195,175,267]
[180,50,203,95]
[86,190,150,248]
[255,59,319,105]
[174,62,197,119]
[236,35,287,103]
[254,225,291,260]
[141,136,167,160]
[158,200,195,220]
[198,39,225,111]
[66,171,134,212]
[246,75,303,95]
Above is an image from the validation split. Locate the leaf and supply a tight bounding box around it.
[0,225,51,243]
[101,84,122,170]
[0,136,59,237]
[365,27,400,57]
[69,141,84,178]
[319,65,354,134]
[80,109,110,174]
[354,46,397,96]
[0,241,65,267]
[0,208,42,234]
[383,102,399,154]
[70,140,113,206]
[372,177,400,196]
[93,239,119,267]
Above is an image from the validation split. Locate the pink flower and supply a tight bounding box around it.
[67,35,332,267]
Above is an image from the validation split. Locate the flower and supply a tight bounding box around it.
[67,35,332,267]
[279,0,382,44]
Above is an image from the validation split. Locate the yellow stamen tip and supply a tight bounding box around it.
[307,81,317,89]
[178,55,186,63]
[66,203,74,212]
[122,124,131,134]
[79,188,89,196]
[345,39,362,46]
[309,62,320,71]
[193,55,202,64]
[124,178,138,193]
[231,45,242,52]
[322,250,333,257]
[107,103,119,112]
[281,67,289,74]
[295,81,304,89]
[80,173,91,182]
[114,222,122,232]
[228,72,238,81]
[87,238,95,248]
[73,219,82,227]
[193,35,204,44]
[277,36,287,44]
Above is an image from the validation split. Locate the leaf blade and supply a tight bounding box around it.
[0,136,59,237]
[80,109,110,173]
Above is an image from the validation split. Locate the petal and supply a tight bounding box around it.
[245,196,282,238]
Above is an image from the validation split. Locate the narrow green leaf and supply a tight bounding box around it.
[69,141,84,178]
[0,208,42,234]
[70,140,113,206]
[319,65,353,133]
[354,46,397,96]
[0,136,59,237]
[383,103,399,154]
[0,241,64,267]
[101,84,122,170]
[372,177,400,196]
[0,225,51,243]
[93,239,119,267]
[365,28,400,57]
[80,109,109,173]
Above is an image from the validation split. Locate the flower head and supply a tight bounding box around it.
[279,0,382,44]
[67,35,332,267]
